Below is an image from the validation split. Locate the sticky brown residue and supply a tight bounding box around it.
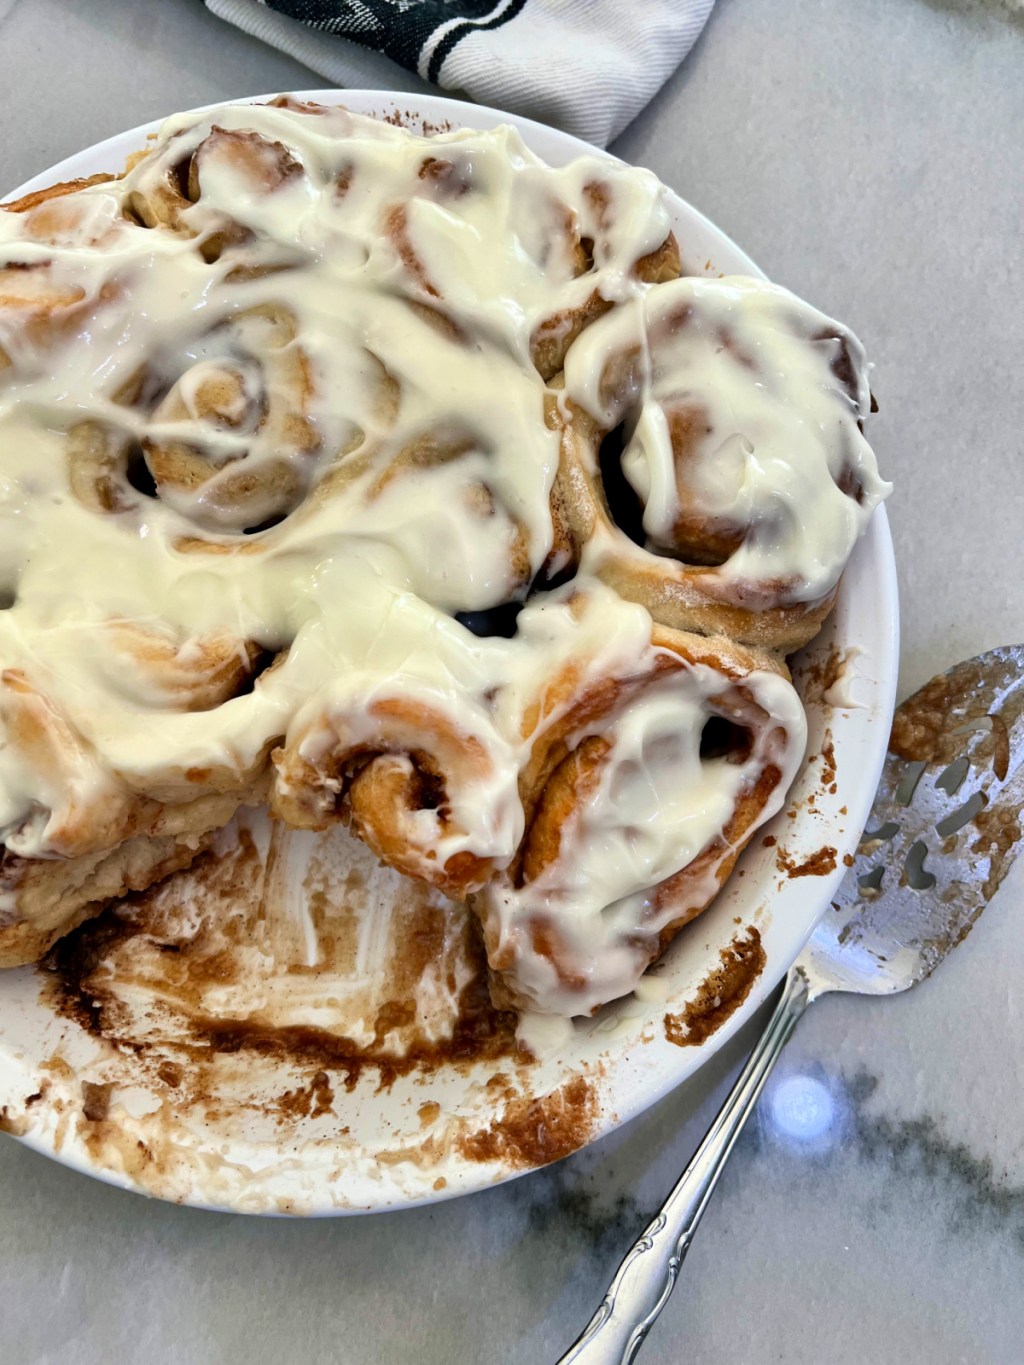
[418,1101,441,1127]
[373,1000,418,1046]
[380,110,454,137]
[0,1105,29,1137]
[39,814,523,1115]
[796,647,846,706]
[972,804,1023,902]
[888,652,1021,773]
[485,1071,518,1104]
[990,713,1011,783]
[157,1061,183,1088]
[179,964,519,1095]
[40,1052,74,1082]
[78,1124,159,1183]
[889,675,951,763]
[664,927,766,1048]
[275,1070,334,1122]
[776,845,838,878]
[457,1076,597,1169]
[81,1081,112,1122]
[820,733,837,787]
[762,835,776,848]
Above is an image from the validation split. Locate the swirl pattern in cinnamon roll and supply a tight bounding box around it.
[0,99,887,1015]
[264,567,522,899]
[555,276,891,650]
[476,593,806,1015]
[272,691,514,900]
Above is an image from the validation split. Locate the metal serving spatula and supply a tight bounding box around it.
[560,646,1024,1365]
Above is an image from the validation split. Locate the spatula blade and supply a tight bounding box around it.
[804,646,1024,996]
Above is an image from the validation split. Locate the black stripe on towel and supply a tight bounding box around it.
[265,1,530,80]
[426,0,531,83]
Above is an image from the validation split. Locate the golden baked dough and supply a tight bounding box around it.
[553,276,886,651]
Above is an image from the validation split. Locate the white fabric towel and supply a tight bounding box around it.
[206,0,716,147]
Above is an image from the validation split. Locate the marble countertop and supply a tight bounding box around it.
[1,0,1022,1361]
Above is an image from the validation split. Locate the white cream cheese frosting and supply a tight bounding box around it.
[0,99,882,1012]
[561,275,892,606]
[479,658,806,1016]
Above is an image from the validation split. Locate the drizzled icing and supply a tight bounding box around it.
[562,275,892,606]
[1,102,665,828]
[0,100,868,1013]
[481,663,805,1016]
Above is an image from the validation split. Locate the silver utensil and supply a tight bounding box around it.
[560,646,1024,1365]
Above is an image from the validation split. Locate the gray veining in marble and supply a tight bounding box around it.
[1,0,1022,1362]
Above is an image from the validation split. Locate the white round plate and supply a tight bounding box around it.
[0,91,898,1214]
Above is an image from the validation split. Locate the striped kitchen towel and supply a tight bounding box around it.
[206,0,716,147]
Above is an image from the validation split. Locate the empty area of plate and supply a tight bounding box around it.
[0,90,898,1213]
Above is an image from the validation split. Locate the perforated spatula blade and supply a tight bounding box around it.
[562,646,1024,1365]
[806,644,1024,996]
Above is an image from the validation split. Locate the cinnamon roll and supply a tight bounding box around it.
[136,303,319,533]
[271,691,515,899]
[0,99,888,1013]
[476,593,806,1015]
[0,669,266,966]
[268,574,523,899]
[555,276,891,650]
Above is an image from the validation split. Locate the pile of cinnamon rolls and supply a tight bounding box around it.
[0,99,889,1017]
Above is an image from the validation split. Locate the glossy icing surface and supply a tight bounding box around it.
[562,276,890,604]
[0,99,886,1012]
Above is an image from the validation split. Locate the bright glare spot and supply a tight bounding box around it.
[768,1074,835,1142]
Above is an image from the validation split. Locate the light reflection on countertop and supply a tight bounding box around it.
[762,1070,846,1153]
